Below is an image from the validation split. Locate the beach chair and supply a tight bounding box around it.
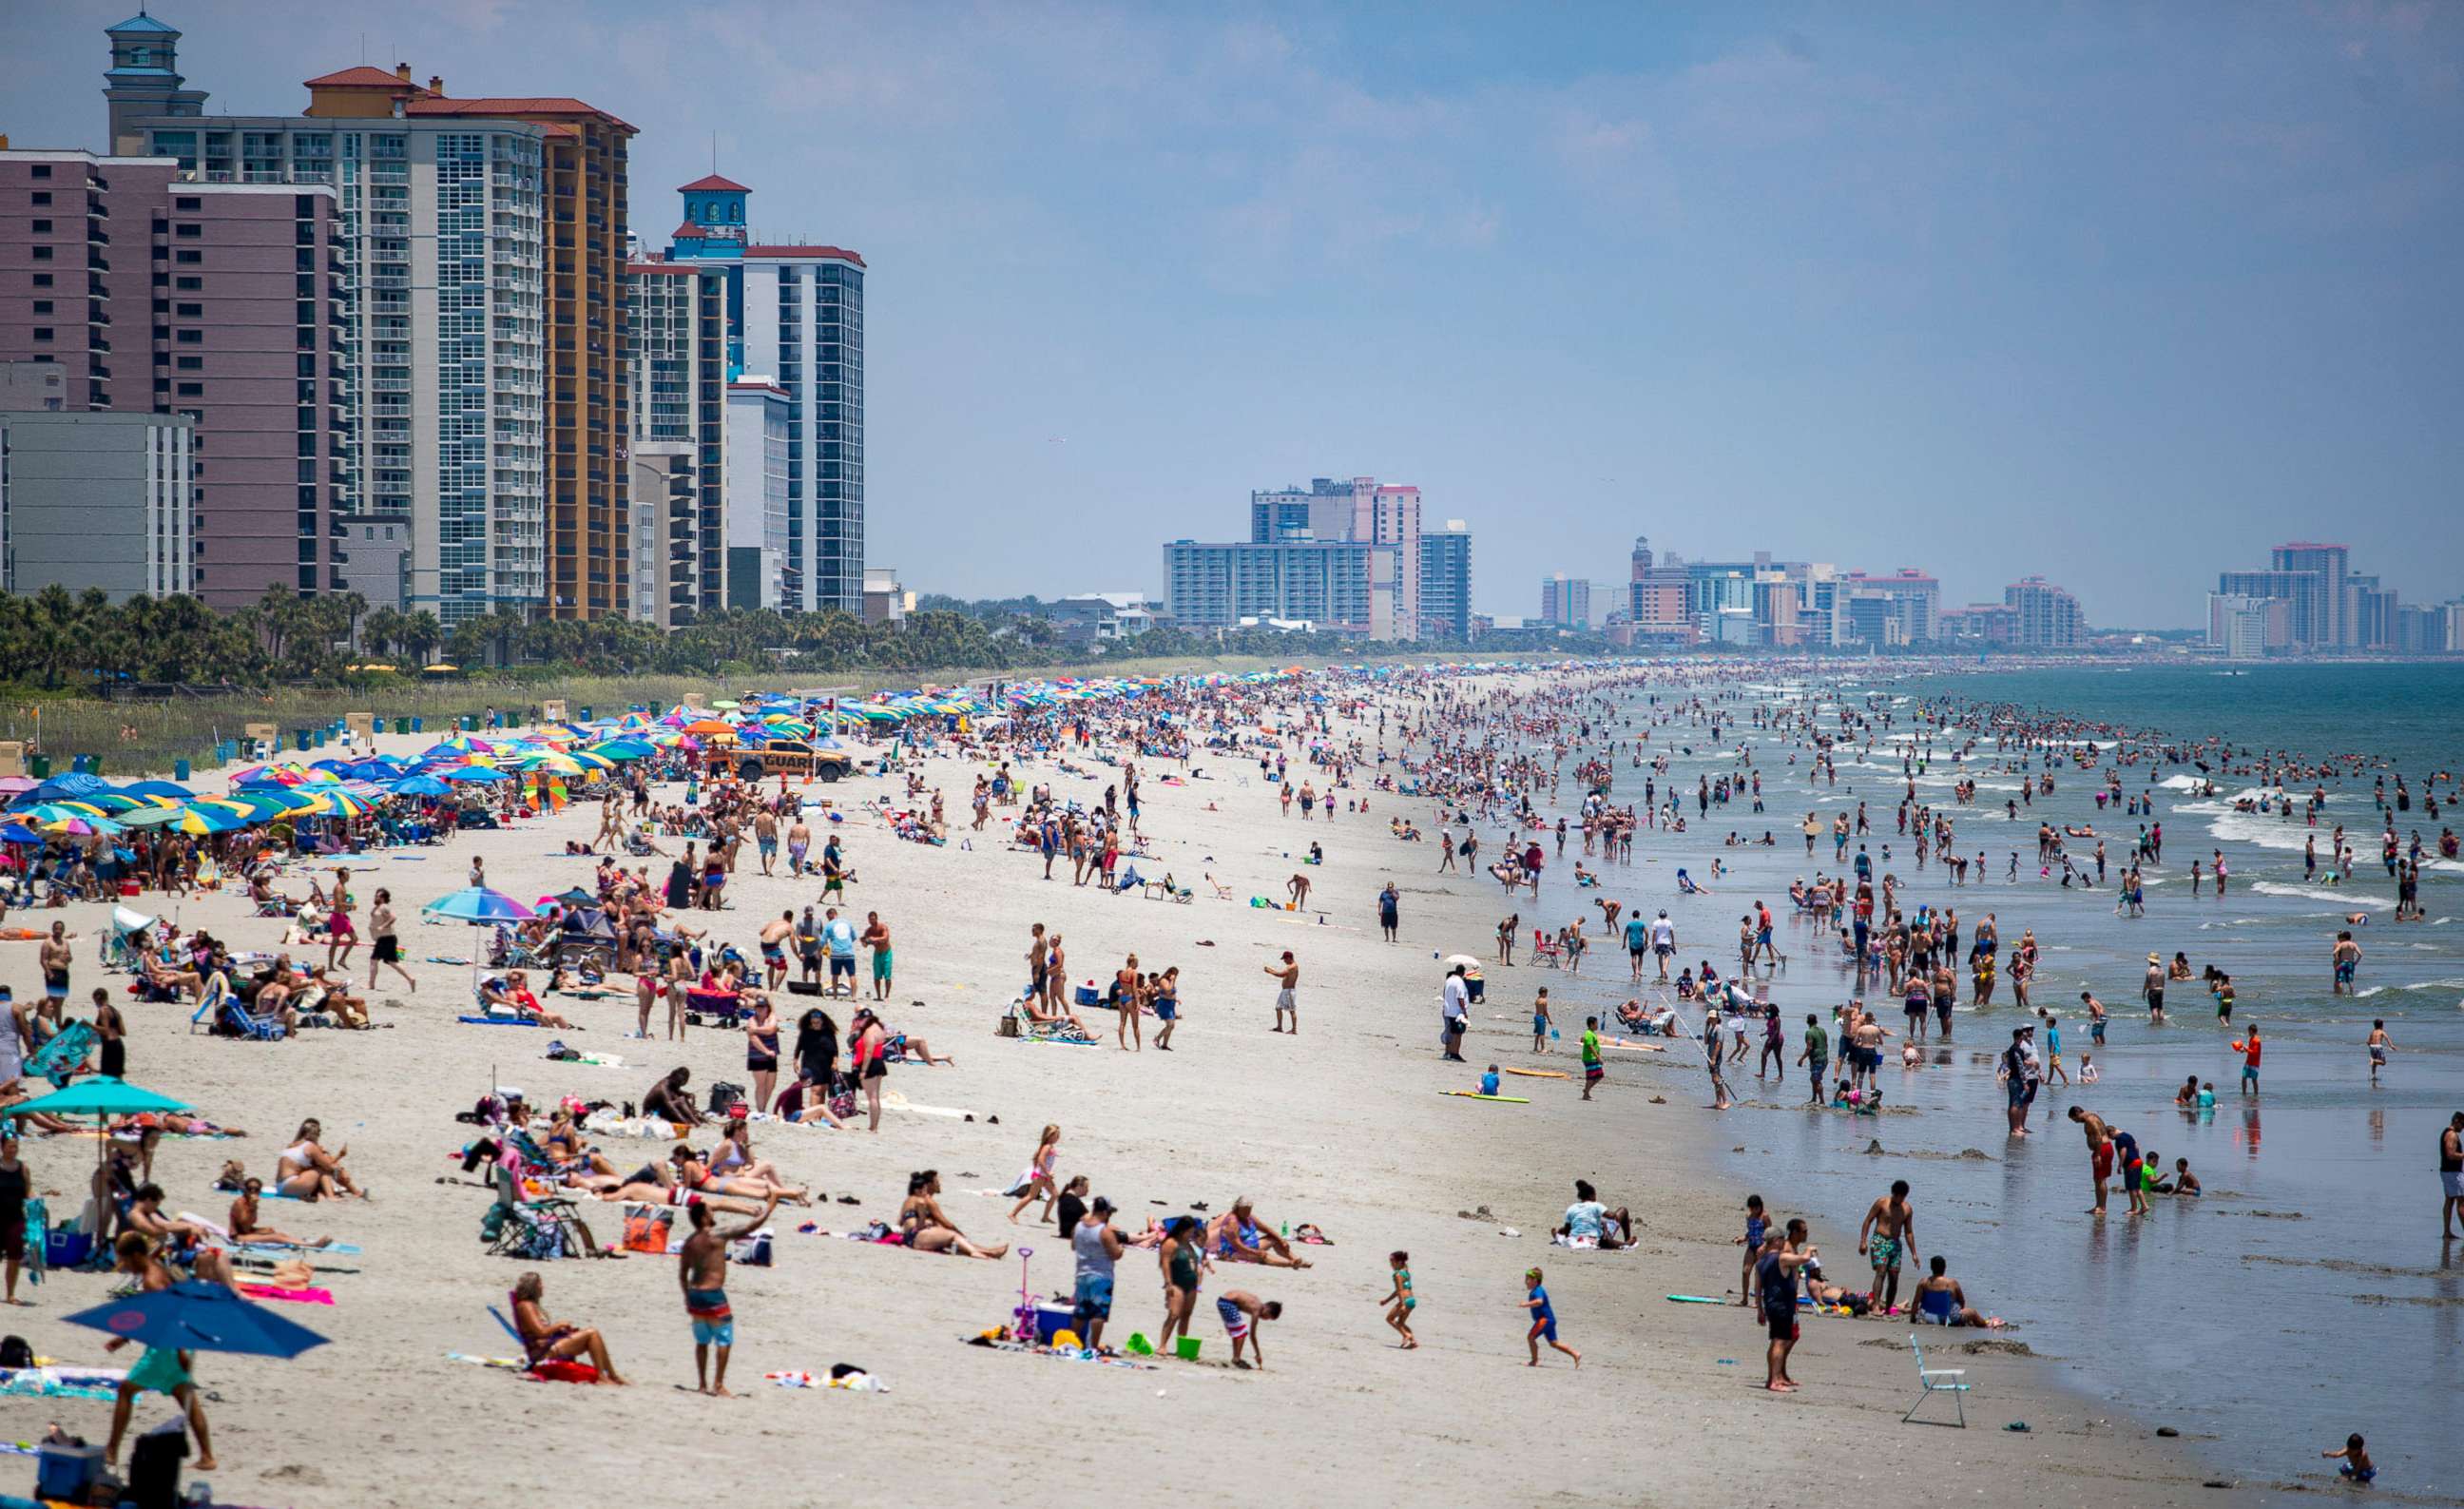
[1902,1332,1971,1426]
[486,1164,599,1260]
[186,973,231,1034]
[1530,930,1562,969]
[220,995,288,1042]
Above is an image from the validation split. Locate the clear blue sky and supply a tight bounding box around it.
[7,2,2459,626]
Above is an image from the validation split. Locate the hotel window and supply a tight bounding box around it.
[31,327,52,341]
[31,300,50,315]
[30,219,50,233]
[176,330,202,343]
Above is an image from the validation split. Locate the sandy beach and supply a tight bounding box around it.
[0,670,2247,1507]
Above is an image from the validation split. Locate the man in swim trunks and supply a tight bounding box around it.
[754,809,779,876]
[40,922,77,1002]
[2070,1105,2114,1217]
[2333,931,2362,995]
[1265,951,1299,1035]
[785,817,811,878]
[1858,1178,1916,1311]
[759,911,794,992]
[1216,1288,1281,1370]
[679,1191,778,1395]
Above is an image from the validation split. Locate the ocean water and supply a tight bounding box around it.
[1516,663,2464,1487]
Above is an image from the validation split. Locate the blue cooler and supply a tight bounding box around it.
[36,1439,103,1499]
[1032,1303,1076,1345]
[45,1228,93,1268]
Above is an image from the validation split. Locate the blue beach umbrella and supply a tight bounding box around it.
[388,774,452,798]
[64,1281,329,1360]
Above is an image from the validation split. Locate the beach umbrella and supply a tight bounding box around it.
[388,774,452,798]
[424,886,534,924]
[64,1281,329,1361]
[164,806,249,836]
[6,1074,192,1119]
[0,822,43,845]
[587,739,653,761]
[433,764,510,784]
[307,789,376,819]
[540,886,596,909]
[682,719,736,737]
[122,780,195,801]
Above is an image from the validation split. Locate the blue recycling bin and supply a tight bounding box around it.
[412,717,424,734]
[174,759,190,783]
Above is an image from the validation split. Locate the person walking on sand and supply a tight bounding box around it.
[1377,882,1400,942]
[366,889,414,994]
[1857,1179,1916,1311]
[1379,1250,1418,1349]
[1266,951,1299,1035]
[1580,1016,1604,1100]
[2240,1024,2262,1094]
[1440,965,1471,1061]
[100,1231,215,1471]
[1530,988,1554,1054]
[1519,1267,1580,1367]
[680,1192,779,1396]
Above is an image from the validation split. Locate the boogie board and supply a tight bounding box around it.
[1438,1092,1529,1103]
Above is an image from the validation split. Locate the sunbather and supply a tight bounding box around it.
[895,1170,1009,1258]
[672,1141,807,1206]
[276,1118,368,1201]
[1208,1197,1312,1268]
[510,1269,627,1384]
[482,970,574,1030]
[226,1178,331,1248]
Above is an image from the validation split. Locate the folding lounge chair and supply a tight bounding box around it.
[186,973,231,1034]
[1902,1332,1972,1426]
[487,1163,601,1259]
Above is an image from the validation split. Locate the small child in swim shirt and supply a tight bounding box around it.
[2077,1054,2098,1084]
[2322,1433,2374,1482]
[1519,1267,1580,1367]
[1380,1250,1417,1349]
[1479,1065,1501,1097]
[2197,1081,2217,1111]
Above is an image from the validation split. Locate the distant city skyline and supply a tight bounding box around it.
[4,2,2458,626]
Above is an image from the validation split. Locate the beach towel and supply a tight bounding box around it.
[237,1282,335,1305]
[26,1021,96,1087]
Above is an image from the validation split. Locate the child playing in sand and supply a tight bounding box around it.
[1380,1250,1417,1349]
[1479,1064,1501,1097]
[1519,1267,1580,1367]
[2322,1433,2374,1482]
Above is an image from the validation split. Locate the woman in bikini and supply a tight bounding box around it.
[226,1177,331,1248]
[510,1269,627,1384]
[276,1118,367,1201]
[705,1120,803,1201]
[896,1170,1008,1258]
[672,1142,806,1206]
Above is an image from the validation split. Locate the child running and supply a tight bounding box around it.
[1518,1267,1581,1367]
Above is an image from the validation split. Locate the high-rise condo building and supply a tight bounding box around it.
[1539,573,1590,629]
[625,257,728,619]
[664,177,866,614]
[2269,542,2349,649]
[0,135,348,608]
[1417,521,1473,640]
[2003,575,2086,648]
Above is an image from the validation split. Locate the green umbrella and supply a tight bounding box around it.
[4,1075,195,1181]
[7,1074,192,1118]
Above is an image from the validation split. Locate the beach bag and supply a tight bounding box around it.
[706,1079,746,1115]
[621,1203,673,1255]
[827,1072,857,1122]
[0,1334,30,1368]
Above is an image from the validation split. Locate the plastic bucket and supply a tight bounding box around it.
[1175,1335,1202,1361]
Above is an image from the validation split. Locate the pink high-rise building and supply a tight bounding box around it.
[0,145,347,606]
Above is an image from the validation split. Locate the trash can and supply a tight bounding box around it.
[215,741,237,764]
[28,755,49,779]
[395,717,410,736]
[578,706,592,722]
[460,715,476,732]
[70,753,95,775]
[174,759,190,783]
[296,729,314,752]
